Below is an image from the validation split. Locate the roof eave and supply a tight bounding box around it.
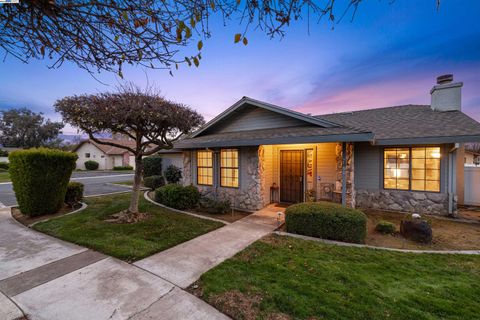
[373,135,480,145]
[175,132,373,149]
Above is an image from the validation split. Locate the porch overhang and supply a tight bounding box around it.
[175,127,373,149]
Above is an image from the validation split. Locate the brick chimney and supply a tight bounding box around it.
[430,74,463,111]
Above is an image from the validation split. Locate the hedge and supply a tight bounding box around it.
[84,160,99,170]
[0,162,8,171]
[142,155,162,178]
[143,175,165,190]
[113,165,133,170]
[285,201,367,244]
[154,184,199,210]
[65,182,84,207]
[9,148,77,216]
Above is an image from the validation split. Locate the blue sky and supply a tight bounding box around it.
[0,0,479,133]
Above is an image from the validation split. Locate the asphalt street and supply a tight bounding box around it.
[0,171,134,207]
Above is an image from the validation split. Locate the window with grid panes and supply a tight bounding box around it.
[197,150,213,185]
[220,149,239,188]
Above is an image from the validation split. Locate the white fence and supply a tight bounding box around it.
[464,166,480,206]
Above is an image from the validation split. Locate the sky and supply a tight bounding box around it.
[0,0,479,134]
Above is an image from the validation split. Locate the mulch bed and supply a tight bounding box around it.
[12,204,82,227]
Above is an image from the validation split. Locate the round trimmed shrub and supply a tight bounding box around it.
[142,155,162,178]
[84,160,99,170]
[154,184,200,210]
[164,165,182,184]
[143,175,165,190]
[65,182,84,207]
[9,148,77,216]
[375,220,396,234]
[285,202,367,244]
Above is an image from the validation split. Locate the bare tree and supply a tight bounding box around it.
[55,85,204,222]
[0,0,368,76]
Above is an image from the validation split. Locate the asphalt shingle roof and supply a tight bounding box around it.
[315,105,480,141]
[175,126,371,148]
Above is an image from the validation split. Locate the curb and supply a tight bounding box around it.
[28,202,88,227]
[143,191,229,225]
[274,231,480,255]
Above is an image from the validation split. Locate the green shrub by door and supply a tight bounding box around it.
[9,148,77,216]
[285,202,367,244]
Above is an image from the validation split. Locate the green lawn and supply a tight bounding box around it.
[114,181,133,186]
[34,193,223,262]
[195,234,480,320]
[0,171,10,182]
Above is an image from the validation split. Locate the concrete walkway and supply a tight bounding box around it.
[135,204,285,288]
[0,207,228,320]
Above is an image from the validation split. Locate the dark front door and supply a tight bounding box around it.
[280,150,304,203]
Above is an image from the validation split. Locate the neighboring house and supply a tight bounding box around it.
[73,139,136,170]
[464,149,480,166]
[174,75,480,216]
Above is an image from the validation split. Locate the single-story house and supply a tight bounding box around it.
[173,74,480,216]
[73,138,136,170]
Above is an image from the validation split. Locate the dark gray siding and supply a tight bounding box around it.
[212,106,307,133]
[354,142,381,190]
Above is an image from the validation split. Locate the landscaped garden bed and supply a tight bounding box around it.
[34,193,224,262]
[190,234,480,320]
[147,190,252,223]
[12,203,83,226]
[365,209,480,250]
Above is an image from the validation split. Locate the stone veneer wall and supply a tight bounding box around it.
[335,142,355,207]
[355,189,456,216]
[182,147,265,212]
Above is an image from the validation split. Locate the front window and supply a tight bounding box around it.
[197,150,213,185]
[85,153,90,158]
[220,149,239,188]
[384,147,441,192]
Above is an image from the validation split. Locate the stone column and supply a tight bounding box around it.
[182,150,192,185]
[335,142,355,207]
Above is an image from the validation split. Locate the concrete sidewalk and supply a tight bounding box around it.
[134,204,285,288]
[0,207,229,320]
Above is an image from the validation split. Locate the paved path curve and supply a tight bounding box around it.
[0,207,228,320]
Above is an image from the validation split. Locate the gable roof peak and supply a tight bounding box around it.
[190,96,341,138]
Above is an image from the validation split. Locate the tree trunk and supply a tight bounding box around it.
[128,156,143,214]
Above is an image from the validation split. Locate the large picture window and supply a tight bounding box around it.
[197,150,213,185]
[220,149,239,188]
[384,147,441,192]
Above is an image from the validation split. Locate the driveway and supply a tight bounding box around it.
[0,171,134,207]
[0,207,228,320]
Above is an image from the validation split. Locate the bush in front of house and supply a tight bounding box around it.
[84,160,99,170]
[113,165,133,171]
[0,162,8,171]
[197,196,231,214]
[9,148,77,216]
[65,182,84,207]
[164,164,182,184]
[143,175,165,190]
[142,155,162,178]
[285,201,367,244]
[154,184,200,210]
[375,220,396,234]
